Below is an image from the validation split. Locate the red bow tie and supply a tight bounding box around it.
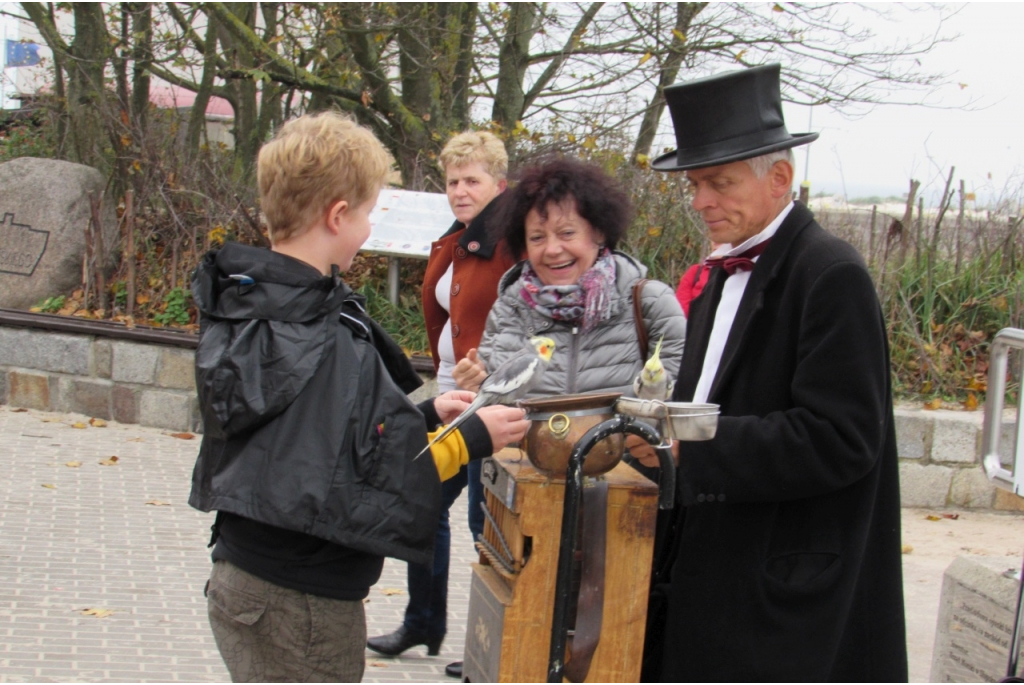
[703,239,771,275]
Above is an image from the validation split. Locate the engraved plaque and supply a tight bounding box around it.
[931,556,1023,682]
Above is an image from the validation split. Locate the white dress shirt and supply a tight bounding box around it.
[692,202,794,403]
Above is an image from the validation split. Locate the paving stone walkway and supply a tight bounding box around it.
[1,404,1022,682]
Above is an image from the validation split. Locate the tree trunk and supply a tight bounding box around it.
[66,4,112,172]
[491,3,539,133]
[130,2,152,137]
[218,3,260,185]
[186,15,219,161]
[632,3,707,162]
[256,3,284,142]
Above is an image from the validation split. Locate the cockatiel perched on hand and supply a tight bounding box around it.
[415,336,556,460]
[633,334,673,400]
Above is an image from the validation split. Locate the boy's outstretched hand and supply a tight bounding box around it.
[476,405,530,453]
[433,390,476,424]
[432,391,529,452]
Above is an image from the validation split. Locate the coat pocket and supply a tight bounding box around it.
[762,551,842,594]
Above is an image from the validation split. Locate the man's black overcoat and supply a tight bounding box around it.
[660,202,908,681]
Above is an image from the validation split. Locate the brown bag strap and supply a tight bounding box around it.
[563,480,609,683]
[632,279,649,361]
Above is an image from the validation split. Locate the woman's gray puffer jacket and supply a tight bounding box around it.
[477,251,686,397]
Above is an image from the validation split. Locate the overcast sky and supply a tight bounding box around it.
[778,3,1023,208]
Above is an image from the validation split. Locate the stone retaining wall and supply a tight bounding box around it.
[0,326,202,432]
[1,322,1022,511]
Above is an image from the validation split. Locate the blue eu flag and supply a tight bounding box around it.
[5,40,41,68]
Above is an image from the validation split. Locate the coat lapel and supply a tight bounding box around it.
[706,203,816,402]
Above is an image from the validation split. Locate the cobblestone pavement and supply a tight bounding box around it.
[1,404,1022,682]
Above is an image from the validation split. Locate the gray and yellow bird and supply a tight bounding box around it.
[415,336,556,460]
[633,334,673,400]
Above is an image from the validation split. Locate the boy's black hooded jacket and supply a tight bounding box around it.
[188,243,443,566]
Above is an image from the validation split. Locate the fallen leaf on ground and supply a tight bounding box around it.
[41,483,56,489]
[65,461,82,468]
[362,598,371,603]
[99,456,120,466]
[11,408,27,413]
[942,513,960,520]
[923,399,942,410]
[80,608,114,618]
[380,588,406,596]
[145,500,171,506]
[89,418,107,427]
[925,514,942,521]
[71,422,87,429]
[902,545,914,554]
[368,662,389,668]
[127,437,144,442]
[169,432,194,440]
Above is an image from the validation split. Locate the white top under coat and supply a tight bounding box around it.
[692,202,794,404]
[435,261,458,392]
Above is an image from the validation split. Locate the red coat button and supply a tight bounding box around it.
[455,247,467,259]
[452,324,461,337]
[451,283,461,296]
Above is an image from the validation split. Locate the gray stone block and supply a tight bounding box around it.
[894,409,932,461]
[899,462,952,508]
[139,390,191,431]
[8,370,50,410]
[156,348,195,391]
[190,395,204,435]
[0,369,7,403]
[949,466,997,509]
[112,385,138,424]
[111,341,160,384]
[931,411,982,464]
[930,555,1022,682]
[93,339,112,379]
[0,327,90,374]
[67,378,113,420]
[999,420,1018,468]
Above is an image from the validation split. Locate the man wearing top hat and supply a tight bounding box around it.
[631,63,908,681]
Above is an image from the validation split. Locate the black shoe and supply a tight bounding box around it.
[445,661,463,679]
[366,625,443,657]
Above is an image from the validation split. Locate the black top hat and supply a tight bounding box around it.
[651,63,818,172]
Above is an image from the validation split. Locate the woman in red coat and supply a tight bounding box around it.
[367,131,516,680]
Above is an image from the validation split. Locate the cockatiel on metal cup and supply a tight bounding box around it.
[414,336,556,460]
[633,334,673,400]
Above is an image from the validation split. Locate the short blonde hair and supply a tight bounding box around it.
[258,111,392,243]
[439,130,508,181]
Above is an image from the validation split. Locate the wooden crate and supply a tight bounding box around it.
[463,448,659,682]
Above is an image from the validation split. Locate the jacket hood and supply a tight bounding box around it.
[192,243,352,438]
[193,242,348,323]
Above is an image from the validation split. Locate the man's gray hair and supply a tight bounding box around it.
[745,148,794,178]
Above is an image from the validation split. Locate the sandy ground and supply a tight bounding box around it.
[902,507,1024,682]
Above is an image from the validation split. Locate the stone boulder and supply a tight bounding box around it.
[0,157,118,310]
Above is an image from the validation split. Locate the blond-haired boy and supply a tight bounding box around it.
[189,112,527,682]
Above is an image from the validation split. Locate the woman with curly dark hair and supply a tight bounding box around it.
[453,157,686,400]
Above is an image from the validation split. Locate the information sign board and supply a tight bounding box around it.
[363,188,454,260]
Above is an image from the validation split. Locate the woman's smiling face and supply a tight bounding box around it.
[525,199,604,286]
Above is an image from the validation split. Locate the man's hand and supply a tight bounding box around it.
[476,405,530,453]
[453,348,488,392]
[626,434,679,468]
[433,390,476,424]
